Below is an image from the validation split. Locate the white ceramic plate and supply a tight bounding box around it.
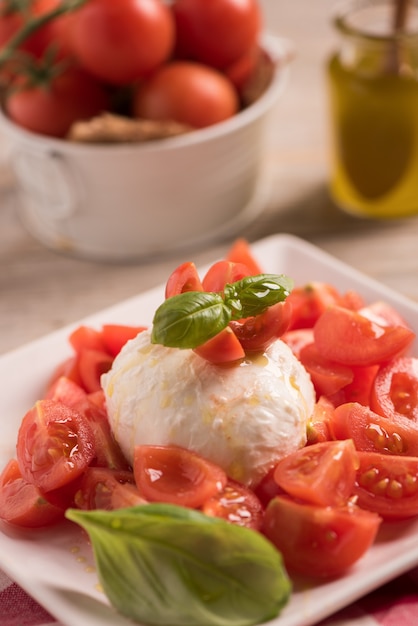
[1,233,418,626]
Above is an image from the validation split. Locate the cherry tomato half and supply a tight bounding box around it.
[74,467,145,511]
[0,459,64,527]
[230,301,292,353]
[273,440,358,507]
[370,357,418,422]
[355,451,418,520]
[165,261,203,298]
[133,444,227,508]
[201,479,264,530]
[313,305,415,367]
[262,495,381,578]
[330,402,418,456]
[16,399,95,493]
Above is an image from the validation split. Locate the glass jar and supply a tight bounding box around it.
[327,0,418,218]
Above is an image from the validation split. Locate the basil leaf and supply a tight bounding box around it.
[66,504,291,626]
[224,274,294,319]
[151,291,231,349]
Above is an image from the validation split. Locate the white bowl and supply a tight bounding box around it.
[0,34,290,262]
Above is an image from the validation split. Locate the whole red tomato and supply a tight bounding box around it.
[69,0,175,85]
[172,0,262,69]
[133,61,239,128]
[5,66,109,138]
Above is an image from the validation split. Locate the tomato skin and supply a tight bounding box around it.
[70,0,175,85]
[330,402,418,456]
[225,238,263,275]
[328,364,379,408]
[273,440,358,507]
[230,301,292,353]
[16,399,95,493]
[355,451,418,520]
[201,479,264,530]
[313,306,415,367]
[165,261,203,298]
[0,459,64,527]
[69,325,106,354]
[262,495,381,578]
[133,444,227,508]
[281,328,314,360]
[201,260,251,293]
[370,357,418,422]
[133,61,239,129]
[5,66,109,138]
[193,326,245,364]
[172,0,261,70]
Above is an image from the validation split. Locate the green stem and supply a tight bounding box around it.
[0,0,87,68]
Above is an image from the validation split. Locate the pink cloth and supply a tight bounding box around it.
[2,566,418,626]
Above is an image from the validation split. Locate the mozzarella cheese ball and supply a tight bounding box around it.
[102,329,315,487]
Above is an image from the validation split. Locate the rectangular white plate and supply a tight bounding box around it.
[1,233,418,626]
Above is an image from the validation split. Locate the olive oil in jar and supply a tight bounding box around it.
[327,0,418,218]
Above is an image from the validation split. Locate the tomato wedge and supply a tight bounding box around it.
[262,495,381,578]
[330,402,418,456]
[355,451,418,520]
[281,328,314,359]
[77,348,114,393]
[17,399,95,493]
[165,261,203,298]
[299,342,354,396]
[133,444,227,508]
[370,357,418,422]
[226,238,263,275]
[201,479,264,530]
[314,306,415,367]
[230,301,292,353]
[69,325,106,354]
[286,282,342,330]
[0,459,64,527]
[74,467,146,511]
[201,260,251,292]
[306,396,334,444]
[193,326,245,364]
[273,440,358,507]
[101,324,146,357]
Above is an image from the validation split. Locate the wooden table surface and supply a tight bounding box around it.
[1,0,418,356]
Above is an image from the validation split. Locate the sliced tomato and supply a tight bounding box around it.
[230,301,292,353]
[262,495,381,578]
[0,459,64,528]
[306,396,334,444]
[355,451,418,520]
[74,467,145,511]
[201,260,251,292]
[77,348,114,393]
[299,342,354,397]
[253,467,284,508]
[165,261,203,298]
[313,306,415,367]
[133,444,227,508]
[44,375,87,406]
[201,479,264,530]
[69,325,107,354]
[281,328,314,359]
[101,324,147,357]
[286,282,342,330]
[16,399,95,493]
[330,402,418,456]
[328,365,379,408]
[339,289,365,311]
[359,301,410,329]
[193,326,245,364]
[225,238,263,275]
[273,440,358,507]
[73,397,130,471]
[370,357,418,422]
